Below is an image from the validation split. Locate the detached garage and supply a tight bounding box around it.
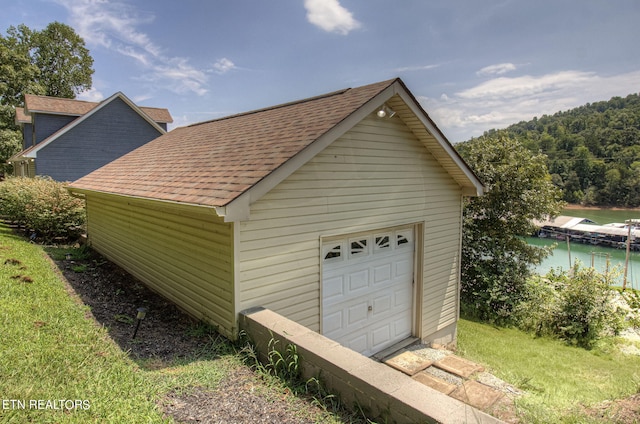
[69,78,483,356]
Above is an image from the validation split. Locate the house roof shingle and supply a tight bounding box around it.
[22,94,173,123]
[70,79,396,207]
[69,78,483,212]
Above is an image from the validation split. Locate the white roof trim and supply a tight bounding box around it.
[220,80,483,222]
[14,92,166,160]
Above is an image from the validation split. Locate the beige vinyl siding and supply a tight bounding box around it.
[84,193,236,337]
[238,113,464,340]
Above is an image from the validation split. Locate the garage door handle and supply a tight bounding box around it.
[368,306,372,311]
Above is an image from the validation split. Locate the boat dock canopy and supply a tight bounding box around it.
[533,216,596,229]
[534,215,640,243]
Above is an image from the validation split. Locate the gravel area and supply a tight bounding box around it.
[405,344,451,362]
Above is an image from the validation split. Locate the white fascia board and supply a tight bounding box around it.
[395,89,484,196]
[219,85,398,222]
[23,92,166,159]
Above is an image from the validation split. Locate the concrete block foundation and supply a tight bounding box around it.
[239,307,503,424]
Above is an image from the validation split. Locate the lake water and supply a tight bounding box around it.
[529,208,640,289]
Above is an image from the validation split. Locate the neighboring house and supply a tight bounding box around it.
[69,78,484,357]
[9,93,172,181]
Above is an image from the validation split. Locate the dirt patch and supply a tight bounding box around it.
[54,252,208,361]
[162,367,323,424]
[585,393,640,424]
[49,247,363,423]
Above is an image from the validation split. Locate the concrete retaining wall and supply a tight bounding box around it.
[239,307,502,424]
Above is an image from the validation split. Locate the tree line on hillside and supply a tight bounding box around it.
[475,93,640,207]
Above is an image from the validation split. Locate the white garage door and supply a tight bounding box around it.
[321,227,415,357]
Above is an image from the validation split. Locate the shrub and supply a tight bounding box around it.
[517,263,625,348]
[0,177,85,241]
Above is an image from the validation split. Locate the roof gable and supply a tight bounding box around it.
[69,78,483,221]
[10,92,167,161]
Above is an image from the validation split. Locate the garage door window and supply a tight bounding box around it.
[323,243,342,261]
[349,238,368,257]
[375,235,390,250]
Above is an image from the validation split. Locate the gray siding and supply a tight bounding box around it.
[34,114,76,144]
[22,123,34,149]
[37,98,163,181]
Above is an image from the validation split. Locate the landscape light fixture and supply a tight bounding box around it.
[132,307,148,339]
[376,104,396,118]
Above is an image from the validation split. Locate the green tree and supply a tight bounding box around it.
[0,24,43,107]
[456,133,565,323]
[31,22,93,98]
[0,22,93,175]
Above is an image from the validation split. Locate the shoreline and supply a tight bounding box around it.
[564,204,640,212]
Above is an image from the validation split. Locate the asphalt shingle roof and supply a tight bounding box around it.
[22,94,173,123]
[70,79,397,207]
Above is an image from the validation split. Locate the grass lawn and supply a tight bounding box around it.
[3,219,639,423]
[0,224,350,423]
[0,224,185,422]
[458,318,640,423]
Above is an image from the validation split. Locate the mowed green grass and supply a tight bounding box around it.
[0,224,168,422]
[457,318,640,423]
[0,224,247,423]
[0,223,350,424]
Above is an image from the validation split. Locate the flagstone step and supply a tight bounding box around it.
[434,354,485,378]
[412,370,457,395]
[383,350,432,376]
[450,380,504,410]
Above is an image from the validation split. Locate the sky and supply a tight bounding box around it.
[2,0,640,142]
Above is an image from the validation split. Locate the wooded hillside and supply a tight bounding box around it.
[472,93,640,207]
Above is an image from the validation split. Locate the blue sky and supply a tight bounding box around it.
[3,0,640,142]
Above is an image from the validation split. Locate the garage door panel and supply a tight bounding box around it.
[393,315,412,337]
[322,226,415,357]
[371,324,391,349]
[348,334,368,353]
[323,310,343,335]
[323,275,345,303]
[394,286,412,307]
[395,258,413,278]
[373,264,392,285]
[372,293,392,315]
[348,269,369,293]
[348,302,369,326]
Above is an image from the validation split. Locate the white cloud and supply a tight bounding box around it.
[477,63,517,76]
[394,64,441,73]
[304,0,361,35]
[212,58,236,74]
[76,87,104,102]
[422,70,640,142]
[458,71,594,100]
[53,0,208,96]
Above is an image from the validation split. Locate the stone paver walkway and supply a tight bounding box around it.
[382,347,520,414]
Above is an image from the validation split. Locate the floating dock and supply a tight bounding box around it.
[533,215,640,250]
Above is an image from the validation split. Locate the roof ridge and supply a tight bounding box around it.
[25,93,98,105]
[187,87,351,128]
